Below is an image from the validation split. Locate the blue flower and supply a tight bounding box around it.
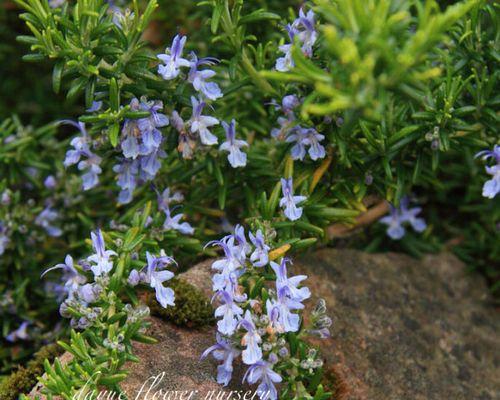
[266,287,303,333]
[113,159,139,205]
[137,98,169,155]
[44,175,57,189]
[379,204,406,240]
[121,97,168,158]
[233,224,251,262]
[399,197,426,233]
[42,254,87,300]
[201,334,240,386]
[295,8,317,57]
[139,147,166,179]
[86,100,103,112]
[6,321,30,342]
[188,53,223,101]
[219,120,248,168]
[157,35,191,80]
[0,222,9,255]
[163,206,194,235]
[214,290,244,335]
[157,187,184,211]
[209,235,246,296]
[275,24,298,72]
[144,250,176,308]
[270,258,310,303]
[286,127,325,161]
[189,96,219,145]
[275,7,317,73]
[35,206,62,237]
[476,145,500,199]
[279,177,307,221]
[380,197,426,240]
[62,120,102,190]
[87,229,117,277]
[249,230,270,267]
[243,360,282,400]
[239,310,263,365]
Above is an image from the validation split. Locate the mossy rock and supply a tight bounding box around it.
[147,278,215,328]
[0,343,63,400]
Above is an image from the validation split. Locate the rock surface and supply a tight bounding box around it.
[30,250,500,400]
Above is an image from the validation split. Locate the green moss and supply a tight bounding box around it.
[0,342,63,400]
[147,278,215,327]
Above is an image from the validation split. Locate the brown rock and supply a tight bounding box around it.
[295,249,500,400]
[30,250,500,400]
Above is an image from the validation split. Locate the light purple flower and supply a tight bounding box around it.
[62,120,102,190]
[6,321,30,342]
[157,35,191,80]
[35,206,62,237]
[286,127,325,161]
[399,197,426,232]
[0,222,9,255]
[42,254,87,300]
[476,145,500,199]
[139,147,165,179]
[219,120,248,168]
[249,230,270,267]
[77,283,102,304]
[163,206,194,235]
[281,95,300,115]
[380,198,426,239]
[209,235,246,296]
[113,159,139,205]
[157,187,184,211]
[379,204,406,240]
[279,177,307,221]
[275,24,298,72]
[189,97,219,145]
[214,290,244,335]
[243,360,282,400]
[188,53,223,101]
[201,334,240,386]
[294,8,317,57]
[239,310,263,365]
[87,229,117,277]
[266,287,303,333]
[143,250,176,308]
[44,175,57,189]
[270,258,310,303]
[86,100,103,112]
[137,98,169,154]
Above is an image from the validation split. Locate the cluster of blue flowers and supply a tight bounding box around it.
[202,226,330,399]
[156,187,194,235]
[42,229,176,330]
[66,33,249,203]
[379,197,427,240]
[275,8,317,72]
[476,145,500,199]
[157,34,248,168]
[63,121,103,191]
[270,93,325,162]
[114,97,169,204]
